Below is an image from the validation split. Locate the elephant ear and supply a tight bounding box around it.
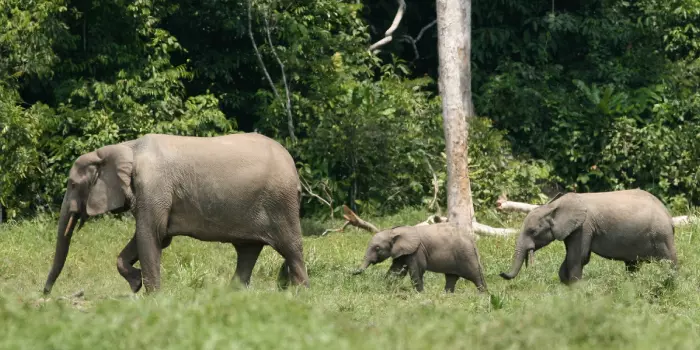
[86,145,134,216]
[548,194,587,241]
[389,227,421,258]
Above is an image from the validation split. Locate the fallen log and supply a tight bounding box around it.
[322,205,517,237]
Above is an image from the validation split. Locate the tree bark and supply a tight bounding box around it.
[436,0,475,236]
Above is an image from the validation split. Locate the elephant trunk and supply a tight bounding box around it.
[352,248,378,275]
[351,259,371,275]
[43,194,78,294]
[499,236,532,280]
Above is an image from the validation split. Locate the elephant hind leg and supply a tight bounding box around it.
[625,261,640,273]
[233,243,265,287]
[460,269,487,293]
[444,274,459,293]
[271,239,309,289]
[662,236,678,268]
[268,215,310,289]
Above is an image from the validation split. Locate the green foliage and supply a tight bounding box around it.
[468,117,553,209]
[290,56,445,217]
[0,0,232,219]
[4,0,700,219]
[466,0,700,205]
[2,213,700,348]
[0,86,53,217]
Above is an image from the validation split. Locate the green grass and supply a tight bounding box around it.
[2,207,700,349]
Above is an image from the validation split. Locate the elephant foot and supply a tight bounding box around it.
[499,272,515,280]
[129,279,143,293]
[277,261,290,290]
[125,269,143,293]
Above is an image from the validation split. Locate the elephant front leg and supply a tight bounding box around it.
[117,235,173,294]
[558,260,569,284]
[562,236,584,284]
[135,222,165,294]
[117,234,142,293]
[385,258,408,279]
[406,256,425,292]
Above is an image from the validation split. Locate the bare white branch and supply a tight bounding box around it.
[384,0,406,36]
[424,157,440,211]
[673,216,692,226]
[368,0,406,52]
[300,176,334,218]
[248,1,280,104]
[248,1,296,142]
[263,12,296,142]
[369,36,394,51]
[473,222,518,237]
[496,200,540,213]
[322,221,350,236]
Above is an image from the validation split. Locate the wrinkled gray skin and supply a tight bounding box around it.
[500,189,677,284]
[352,223,488,293]
[43,133,309,295]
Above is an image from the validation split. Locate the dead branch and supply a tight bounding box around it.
[496,194,696,227]
[320,205,379,236]
[248,0,296,142]
[322,205,517,237]
[321,221,350,236]
[400,19,437,60]
[673,216,694,226]
[368,0,406,52]
[342,205,380,233]
[415,214,446,226]
[263,12,296,142]
[473,222,518,237]
[424,157,440,211]
[300,176,334,219]
[496,196,539,213]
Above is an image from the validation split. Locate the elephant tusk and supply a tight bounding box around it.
[64,214,75,237]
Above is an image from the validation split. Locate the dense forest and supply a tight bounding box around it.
[2,0,700,220]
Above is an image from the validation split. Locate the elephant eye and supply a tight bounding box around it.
[374,246,381,251]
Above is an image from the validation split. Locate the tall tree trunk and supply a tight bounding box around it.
[436,0,475,236]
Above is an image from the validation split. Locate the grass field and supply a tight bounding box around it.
[1,207,700,349]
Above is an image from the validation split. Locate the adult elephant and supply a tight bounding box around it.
[43,132,309,295]
[500,189,677,284]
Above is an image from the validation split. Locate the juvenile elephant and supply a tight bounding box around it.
[352,223,488,293]
[43,132,309,295]
[500,189,677,284]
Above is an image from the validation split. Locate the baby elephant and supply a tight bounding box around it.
[352,223,488,293]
